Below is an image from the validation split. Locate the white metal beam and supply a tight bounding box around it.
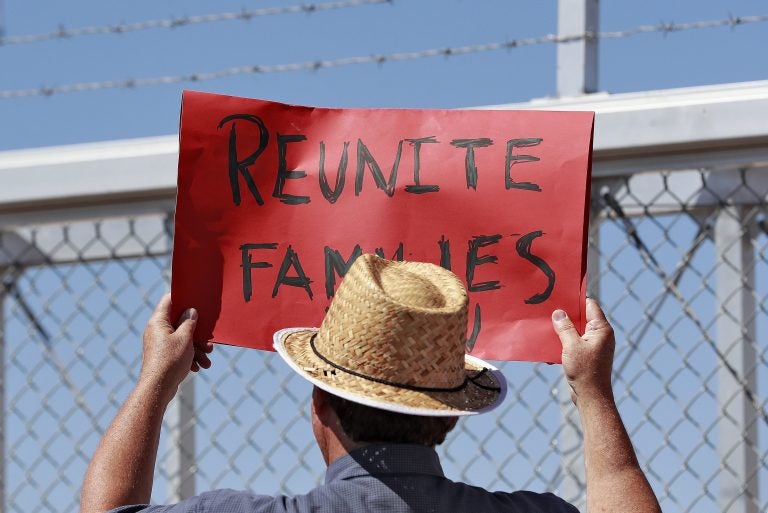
[0,136,177,226]
[0,81,767,224]
[514,80,768,177]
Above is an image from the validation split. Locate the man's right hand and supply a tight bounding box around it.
[551,298,615,405]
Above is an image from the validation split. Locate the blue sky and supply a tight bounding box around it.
[1,2,767,512]
[1,0,767,151]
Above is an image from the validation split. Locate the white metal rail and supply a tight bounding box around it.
[1,80,767,226]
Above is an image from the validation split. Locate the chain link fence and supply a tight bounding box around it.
[1,165,767,513]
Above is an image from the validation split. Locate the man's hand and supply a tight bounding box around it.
[140,293,213,402]
[551,299,662,513]
[81,294,214,513]
[551,298,614,405]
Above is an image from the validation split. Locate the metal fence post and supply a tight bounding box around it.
[555,0,599,501]
[558,197,599,506]
[0,275,5,512]
[557,0,599,97]
[0,0,5,38]
[164,376,196,502]
[714,205,759,513]
[162,212,196,502]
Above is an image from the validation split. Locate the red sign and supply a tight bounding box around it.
[171,90,593,363]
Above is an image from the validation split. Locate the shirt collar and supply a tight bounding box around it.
[325,444,445,484]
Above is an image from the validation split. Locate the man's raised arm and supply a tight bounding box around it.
[80,294,212,513]
[552,299,661,513]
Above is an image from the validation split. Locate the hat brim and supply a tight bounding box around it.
[273,327,507,417]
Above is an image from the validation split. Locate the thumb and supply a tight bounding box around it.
[551,309,580,349]
[149,293,173,330]
[174,308,198,340]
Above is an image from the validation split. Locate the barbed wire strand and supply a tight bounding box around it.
[1,14,766,99]
[0,0,392,46]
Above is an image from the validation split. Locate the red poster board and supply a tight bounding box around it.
[171,90,593,363]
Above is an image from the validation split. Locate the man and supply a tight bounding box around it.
[80,254,661,513]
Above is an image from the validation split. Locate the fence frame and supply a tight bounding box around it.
[1,78,768,512]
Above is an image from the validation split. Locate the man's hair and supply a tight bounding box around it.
[325,391,458,447]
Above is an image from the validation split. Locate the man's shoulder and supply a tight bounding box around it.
[432,478,578,513]
[107,486,578,513]
[107,484,578,513]
[105,489,290,513]
[195,488,307,512]
[321,471,579,513]
[489,489,580,512]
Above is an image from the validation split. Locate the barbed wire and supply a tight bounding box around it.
[0,0,392,46]
[1,13,766,99]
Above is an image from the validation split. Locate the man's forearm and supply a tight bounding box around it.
[578,393,661,513]
[80,377,173,513]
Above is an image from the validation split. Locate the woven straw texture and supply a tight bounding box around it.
[277,254,502,414]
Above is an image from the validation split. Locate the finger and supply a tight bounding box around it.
[190,361,200,373]
[194,338,214,354]
[585,298,607,323]
[584,298,612,333]
[175,308,198,340]
[551,309,581,348]
[194,349,212,369]
[150,293,173,324]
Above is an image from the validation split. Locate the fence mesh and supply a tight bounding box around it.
[1,165,767,513]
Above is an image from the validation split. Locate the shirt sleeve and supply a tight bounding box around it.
[105,489,289,513]
[525,491,580,512]
[105,493,207,513]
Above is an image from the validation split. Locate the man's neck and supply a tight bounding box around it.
[323,432,363,466]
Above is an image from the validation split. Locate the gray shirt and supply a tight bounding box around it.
[111,444,578,513]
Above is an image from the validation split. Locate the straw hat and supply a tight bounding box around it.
[273,254,506,416]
